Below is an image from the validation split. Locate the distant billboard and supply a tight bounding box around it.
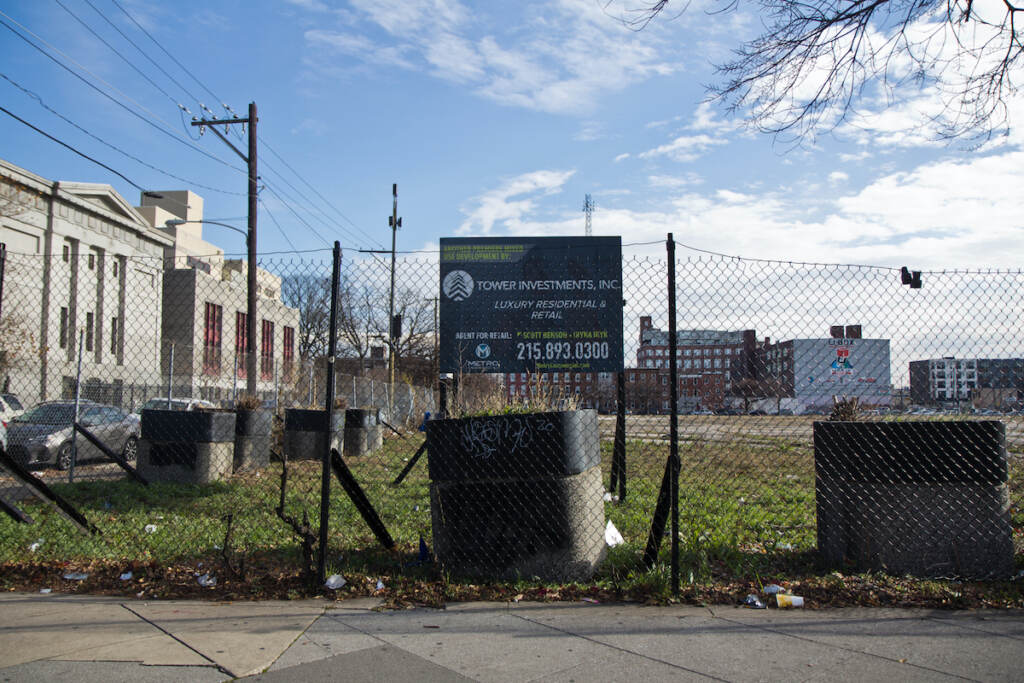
[439,236,623,374]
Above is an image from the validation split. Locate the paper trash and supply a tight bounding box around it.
[605,520,624,547]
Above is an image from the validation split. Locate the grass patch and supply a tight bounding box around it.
[1,419,1022,607]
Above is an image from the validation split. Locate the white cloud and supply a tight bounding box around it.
[613,152,631,163]
[574,121,606,141]
[285,0,331,11]
[648,173,703,188]
[839,150,872,163]
[297,0,681,114]
[637,134,728,162]
[304,30,417,70]
[828,171,849,184]
[458,169,576,235]
[453,148,1024,270]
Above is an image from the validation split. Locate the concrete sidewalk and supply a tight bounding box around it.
[1,592,1021,682]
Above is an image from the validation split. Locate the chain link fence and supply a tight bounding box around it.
[0,239,1020,592]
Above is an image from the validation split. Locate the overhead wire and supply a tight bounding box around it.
[86,2,379,252]
[258,197,300,253]
[11,5,375,254]
[0,71,245,197]
[110,0,225,114]
[0,104,149,192]
[0,11,246,174]
[258,162,379,249]
[53,0,184,111]
[260,139,384,249]
[260,183,333,248]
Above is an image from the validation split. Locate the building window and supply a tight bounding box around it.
[85,312,94,351]
[260,320,274,379]
[203,302,223,375]
[283,326,295,381]
[235,311,248,378]
[58,307,69,348]
[112,261,118,277]
[88,252,96,270]
[110,317,118,354]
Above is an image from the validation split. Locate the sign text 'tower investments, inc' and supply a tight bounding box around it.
[439,236,623,374]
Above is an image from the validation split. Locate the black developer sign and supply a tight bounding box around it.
[439,236,623,374]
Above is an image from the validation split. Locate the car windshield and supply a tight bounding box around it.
[15,404,76,425]
[2,394,23,410]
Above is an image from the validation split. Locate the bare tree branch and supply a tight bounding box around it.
[615,0,1024,141]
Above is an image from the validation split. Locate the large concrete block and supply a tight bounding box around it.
[343,408,383,458]
[429,466,606,581]
[233,409,273,472]
[283,409,343,461]
[137,440,234,485]
[814,420,1013,578]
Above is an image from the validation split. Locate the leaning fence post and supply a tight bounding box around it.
[317,242,342,585]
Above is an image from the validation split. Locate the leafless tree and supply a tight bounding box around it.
[280,273,332,361]
[611,0,1024,142]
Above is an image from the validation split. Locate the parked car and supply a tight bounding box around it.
[136,397,215,412]
[0,393,25,423]
[6,400,140,470]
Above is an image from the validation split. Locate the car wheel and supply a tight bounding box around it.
[122,436,138,463]
[55,442,73,470]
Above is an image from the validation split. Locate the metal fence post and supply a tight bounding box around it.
[666,233,680,596]
[167,342,175,407]
[0,243,6,323]
[318,242,342,585]
[70,330,84,484]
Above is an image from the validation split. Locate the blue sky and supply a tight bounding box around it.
[1,0,1022,268]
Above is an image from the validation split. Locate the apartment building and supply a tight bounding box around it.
[909,357,1023,408]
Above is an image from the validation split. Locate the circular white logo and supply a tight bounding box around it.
[475,343,491,359]
[443,270,474,301]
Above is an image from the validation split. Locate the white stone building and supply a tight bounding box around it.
[0,158,169,406]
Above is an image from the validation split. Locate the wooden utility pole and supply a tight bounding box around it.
[191,102,258,396]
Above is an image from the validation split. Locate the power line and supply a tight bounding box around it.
[258,161,380,249]
[53,0,184,111]
[80,0,205,112]
[258,197,299,253]
[0,12,245,174]
[110,0,225,114]
[260,138,384,249]
[260,183,332,248]
[0,71,244,197]
[0,104,148,192]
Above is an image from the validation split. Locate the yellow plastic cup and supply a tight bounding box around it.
[776,594,804,608]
